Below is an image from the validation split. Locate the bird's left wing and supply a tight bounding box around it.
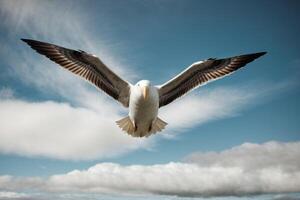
[22,39,131,107]
[158,52,266,107]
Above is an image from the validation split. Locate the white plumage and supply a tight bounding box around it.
[22,39,266,137]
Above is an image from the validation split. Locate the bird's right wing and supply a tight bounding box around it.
[158,52,266,107]
[22,39,131,107]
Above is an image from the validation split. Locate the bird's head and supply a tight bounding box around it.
[135,80,151,100]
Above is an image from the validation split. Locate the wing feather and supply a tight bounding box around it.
[158,52,266,107]
[22,39,131,107]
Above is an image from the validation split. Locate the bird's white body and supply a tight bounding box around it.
[129,82,159,136]
[116,80,167,137]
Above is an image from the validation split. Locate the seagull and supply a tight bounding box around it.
[21,39,266,137]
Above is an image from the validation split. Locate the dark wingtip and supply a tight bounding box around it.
[254,52,267,61]
[21,38,41,46]
[239,51,267,60]
[21,38,29,42]
[257,51,267,56]
[252,51,267,58]
[21,38,34,45]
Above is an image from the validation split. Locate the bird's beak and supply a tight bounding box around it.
[142,86,149,99]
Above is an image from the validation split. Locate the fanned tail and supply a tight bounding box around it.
[148,117,167,136]
[116,116,167,137]
[116,116,135,135]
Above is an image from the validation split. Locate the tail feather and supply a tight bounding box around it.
[116,116,167,137]
[150,117,167,135]
[116,116,135,135]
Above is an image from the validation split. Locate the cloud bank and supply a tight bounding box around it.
[0,141,299,197]
[185,139,300,172]
[0,95,149,160]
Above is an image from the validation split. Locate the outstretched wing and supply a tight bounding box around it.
[158,52,266,107]
[22,39,131,107]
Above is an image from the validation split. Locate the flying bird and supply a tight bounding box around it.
[21,39,266,137]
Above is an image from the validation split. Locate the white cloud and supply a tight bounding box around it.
[0,97,150,160]
[0,141,299,197]
[185,140,300,172]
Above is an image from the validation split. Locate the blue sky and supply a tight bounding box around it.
[0,0,299,199]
